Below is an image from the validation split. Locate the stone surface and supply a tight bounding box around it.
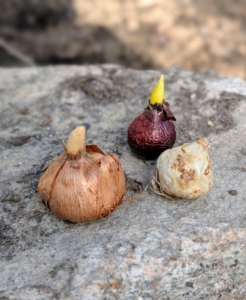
[0,65,246,299]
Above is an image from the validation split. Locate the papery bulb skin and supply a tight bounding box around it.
[127,75,176,160]
[156,138,213,199]
[38,126,125,223]
[128,103,176,160]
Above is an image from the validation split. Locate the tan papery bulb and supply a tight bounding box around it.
[154,138,213,199]
[38,126,125,222]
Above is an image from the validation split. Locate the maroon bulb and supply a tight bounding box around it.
[127,102,176,160]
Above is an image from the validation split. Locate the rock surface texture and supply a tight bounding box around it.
[0,65,246,299]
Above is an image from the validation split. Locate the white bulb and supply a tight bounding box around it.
[156,138,213,199]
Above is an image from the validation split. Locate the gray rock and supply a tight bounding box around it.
[0,65,246,299]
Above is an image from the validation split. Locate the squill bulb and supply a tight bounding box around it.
[127,75,176,160]
[38,126,125,222]
[155,138,213,199]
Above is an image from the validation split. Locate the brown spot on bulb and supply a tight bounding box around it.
[204,165,210,175]
[180,169,196,182]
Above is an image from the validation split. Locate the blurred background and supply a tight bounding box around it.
[1,0,246,78]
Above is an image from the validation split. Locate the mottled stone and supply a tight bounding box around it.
[0,65,246,299]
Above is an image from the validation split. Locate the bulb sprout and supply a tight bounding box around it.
[66,126,86,157]
[149,75,165,105]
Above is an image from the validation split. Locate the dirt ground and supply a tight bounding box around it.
[0,0,246,78]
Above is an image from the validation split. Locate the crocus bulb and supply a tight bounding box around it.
[154,138,213,199]
[127,75,176,160]
[38,126,125,222]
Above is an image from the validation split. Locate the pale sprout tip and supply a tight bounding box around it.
[66,126,86,156]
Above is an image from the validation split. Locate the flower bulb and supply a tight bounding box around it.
[38,126,125,222]
[155,138,213,199]
[127,75,176,160]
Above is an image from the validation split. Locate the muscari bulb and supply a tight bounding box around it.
[38,126,125,222]
[127,75,176,160]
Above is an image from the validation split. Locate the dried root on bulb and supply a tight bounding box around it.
[150,169,177,200]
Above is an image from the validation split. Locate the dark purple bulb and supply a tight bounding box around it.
[127,102,176,160]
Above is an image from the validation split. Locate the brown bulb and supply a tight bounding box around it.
[38,126,125,222]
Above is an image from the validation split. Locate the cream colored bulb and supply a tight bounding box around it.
[156,138,213,199]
